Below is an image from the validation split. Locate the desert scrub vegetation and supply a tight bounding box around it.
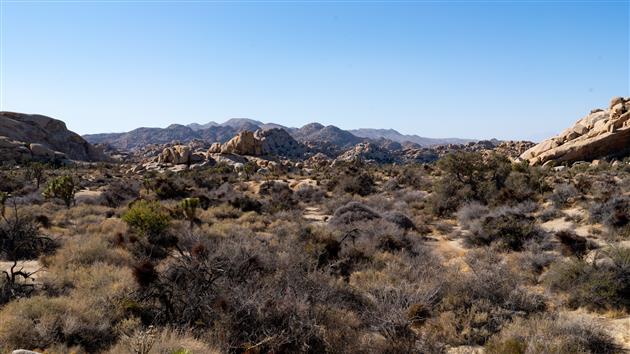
[430,152,547,216]
[485,314,620,354]
[0,157,629,353]
[544,246,630,312]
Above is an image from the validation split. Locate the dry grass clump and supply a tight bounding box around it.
[485,314,620,354]
[425,250,546,346]
[0,263,133,352]
[107,327,221,354]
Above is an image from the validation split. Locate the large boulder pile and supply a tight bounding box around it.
[521,97,630,166]
[255,128,305,158]
[0,112,105,163]
[335,142,396,163]
[221,131,263,156]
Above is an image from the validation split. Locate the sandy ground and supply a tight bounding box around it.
[303,206,329,223]
[0,260,44,280]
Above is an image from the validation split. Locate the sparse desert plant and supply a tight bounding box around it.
[544,246,630,311]
[180,197,200,229]
[123,200,171,237]
[485,314,620,354]
[143,173,189,200]
[456,202,489,229]
[589,195,630,234]
[329,201,381,226]
[43,175,77,208]
[550,183,579,207]
[555,230,595,258]
[25,162,46,189]
[103,179,141,207]
[338,172,375,196]
[463,206,548,251]
[426,250,546,346]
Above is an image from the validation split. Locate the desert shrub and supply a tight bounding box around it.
[24,162,47,189]
[102,179,141,207]
[123,200,171,237]
[401,165,430,188]
[550,183,579,207]
[555,230,595,258]
[456,202,489,229]
[539,206,562,222]
[383,211,417,231]
[0,209,56,262]
[295,184,325,203]
[43,175,77,208]
[143,173,189,200]
[210,204,242,219]
[107,327,220,354]
[228,195,262,213]
[463,206,548,251]
[513,240,558,278]
[0,263,133,352]
[329,201,381,226]
[338,172,375,196]
[260,181,297,213]
[430,152,511,215]
[0,170,25,194]
[544,247,630,311]
[496,168,547,205]
[485,314,619,354]
[426,250,546,346]
[589,195,630,231]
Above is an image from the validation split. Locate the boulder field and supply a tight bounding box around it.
[521,97,630,166]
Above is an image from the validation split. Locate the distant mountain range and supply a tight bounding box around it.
[349,128,472,146]
[83,118,474,151]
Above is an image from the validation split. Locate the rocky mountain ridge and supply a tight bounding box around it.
[0,111,105,163]
[83,118,475,152]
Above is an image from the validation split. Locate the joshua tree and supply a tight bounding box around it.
[180,197,200,230]
[43,175,76,208]
[25,162,46,189]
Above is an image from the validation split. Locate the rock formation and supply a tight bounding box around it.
[220,131,263,156]
[254,128,305,158]
[0,112,105,162]
[520,97,630,166]
[336,142,395,163]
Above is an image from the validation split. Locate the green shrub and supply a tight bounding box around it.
[43,175,77,208]
[180,197,200,229]
[123,200,171,236]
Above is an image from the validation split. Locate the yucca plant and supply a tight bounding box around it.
[180,197,200,230]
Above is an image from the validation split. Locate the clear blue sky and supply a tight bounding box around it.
[1,1,628,141]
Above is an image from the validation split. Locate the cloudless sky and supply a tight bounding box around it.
[0,0,628,141]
